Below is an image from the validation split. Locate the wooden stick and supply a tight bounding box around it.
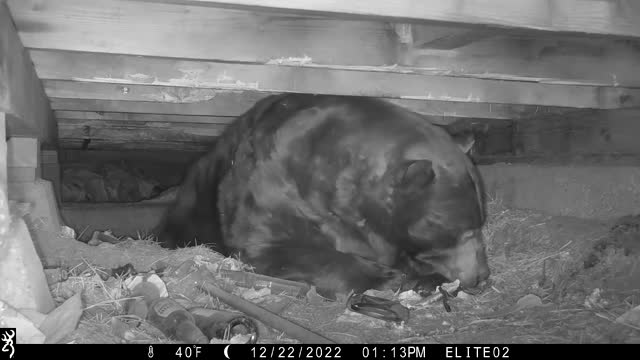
[196,270,336,344]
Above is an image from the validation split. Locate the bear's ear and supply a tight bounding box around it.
[394,159,435,189]
[433,121,476,155]
[452,132,476,155]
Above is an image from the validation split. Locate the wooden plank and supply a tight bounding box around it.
[31,33,640,90]
[0,113,8,236]
[446,118,514,157]
[411,26,497,50]
[33,50,640,108]
[58,118,226,137]
[514,109,640,157]
[59,149,203,166]
[43,76,640,110]
[403,36,640,88]
[387,99,573,121]
[49,97,574,122]
[0,3,55,145]
[58,118,221,149]
[58,138,209,151]
[8,0,395,66]
[49,96,263,117]
[127,0,640,39]
[54,111,234,125]
[57,113,515,157]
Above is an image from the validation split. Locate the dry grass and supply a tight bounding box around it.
[45,195,640,344]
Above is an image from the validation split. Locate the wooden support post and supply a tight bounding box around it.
[0,3,55,145]
[0,113,55,316]
[0,113,9,236]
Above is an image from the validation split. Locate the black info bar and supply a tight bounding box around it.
[11,344,627,360]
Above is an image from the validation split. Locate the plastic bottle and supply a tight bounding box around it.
[189,307,258,343]
[216,269,310,298]
[127,278,209,344]
[145,298,209,344]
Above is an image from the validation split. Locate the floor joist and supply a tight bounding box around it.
[34,51,640,109]
[128,0,640,39]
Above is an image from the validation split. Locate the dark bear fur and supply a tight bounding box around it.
[155,94,489,297]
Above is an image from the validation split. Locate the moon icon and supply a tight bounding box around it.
[224,345,231,359]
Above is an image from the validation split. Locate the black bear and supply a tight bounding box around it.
[156,94,490,297]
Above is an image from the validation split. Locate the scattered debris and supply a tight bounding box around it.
[165,259,196,278]
[616,305,640,328]
[209,333,255,344]
[237,288,271,301]
[126,275,208,344]
[111,263,136,278]
[336,309,391,327]
[584,288,607,309]
[217,269,310,298]
[190,307,258,344]
[364,289,397,300]
[125,274,168,300]
[198,268,335,344]
[347,293,410,323]
[39,292,83,344]
[44,268,69,285]
[10,197,638,344]
[397,290,422,302]
[515,294,544,310]
[89,230,121,245]
[111,318,140,342]
[441,280,461,294]
[306,286,328,306]
[480,294,548,319]
[59,226,76,239]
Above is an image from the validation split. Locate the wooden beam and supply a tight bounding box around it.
[59,149,203,166]
[58,118,221,151]
[14,0,639,87]
[49,96,574,122]
[54,111,234,125]
[8,0,395,66]
[386,99,573,121]
[55,112,516,156]
[440,117,514,158]
[0,3,55,145]
[0,112,8,236]
[33,52,640,109]
[402,36,640,88]
[514,108,640,157]
[58,139,209,151]
[30,35,640,89]
[50,95,265,117]
[411,25,497,50]
[125,0,640,39]
[42,75,640,110]
[57,119,516,157]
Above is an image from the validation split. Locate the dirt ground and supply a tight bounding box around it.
[38,197,640,344]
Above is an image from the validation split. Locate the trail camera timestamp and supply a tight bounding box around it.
[362,346,427,359]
